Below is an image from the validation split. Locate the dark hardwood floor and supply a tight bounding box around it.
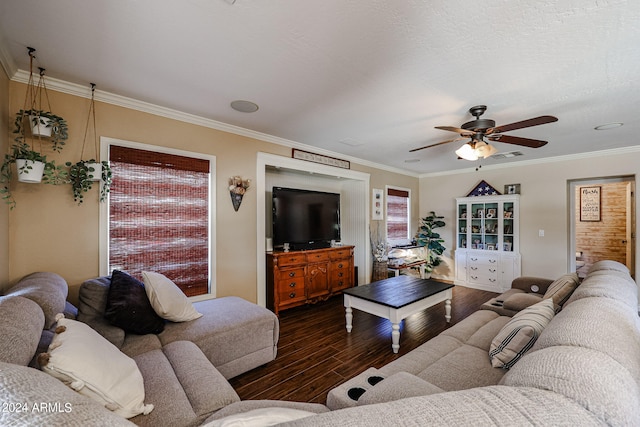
[229,285,497,404]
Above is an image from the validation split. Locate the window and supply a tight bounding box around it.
[107,142,215,297]
[386,187,410,245]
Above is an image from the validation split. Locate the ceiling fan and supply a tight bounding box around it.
[410,105,558,161]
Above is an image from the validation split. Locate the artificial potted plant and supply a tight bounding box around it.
[14,109,69,154]
[416,211,446,277]
[67,159,112,204]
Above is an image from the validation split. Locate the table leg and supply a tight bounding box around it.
[445,299,451,323]
[391,323,400,353]
[345,306,353,333]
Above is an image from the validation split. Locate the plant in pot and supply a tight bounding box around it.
[66,159,112,204]
[416,211,446,276]
[0,142,67,208]
[13,109,69,153]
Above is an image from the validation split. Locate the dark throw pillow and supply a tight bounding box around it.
[105,270,165,335]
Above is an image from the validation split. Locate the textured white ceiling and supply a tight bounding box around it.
[1,0,639,175]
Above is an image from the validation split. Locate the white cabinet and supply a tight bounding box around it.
[454,195,521,293]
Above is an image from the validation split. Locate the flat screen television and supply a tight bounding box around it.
[272,186,341,250]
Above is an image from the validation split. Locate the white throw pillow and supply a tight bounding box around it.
[41,315,153,418]
[204,407,316,426]
[142,271,203,322]
[489,298,555,369]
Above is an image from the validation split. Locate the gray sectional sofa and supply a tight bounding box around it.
[1,261,639,426]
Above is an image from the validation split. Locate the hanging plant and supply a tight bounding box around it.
[66,83,112,205]
[67,159,112,204]
[13,109,68,153]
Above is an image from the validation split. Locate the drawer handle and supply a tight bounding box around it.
[289,272,295,277]
[338,272,343,277]
[338,263,343,268]
[470,266,478,270]
[489,259,497,263]
[489,279,496,282]
[489,268,496,273]
[471,275,478,280]
[470,257,478,261]
[289,292,296,298]
[338,281,343,286]
[289,282,296,287]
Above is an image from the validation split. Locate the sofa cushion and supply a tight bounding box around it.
[358,372,444,406]
[77,276,126,347]
[501,346,640,426]
[105,270,165,335]
[542,273,579,307]
[204,400,329,423]
[502,293,543,312]
[204,407,316,426]
[489,299,555,369]
[0,362,135,426]
[587,259,629,274]
[142,271,202,322]
[565,269,637,309]
[5,272,68,329]
[0,296,44,366]
[159,296,279,379]
[130,341,240,427]
[40,315,154,419]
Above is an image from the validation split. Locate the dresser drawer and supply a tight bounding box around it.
[277,254,306,267]
[329,248,353,260]
[306,251,330,263]
[468,254,498,266]
[278,278,306,304]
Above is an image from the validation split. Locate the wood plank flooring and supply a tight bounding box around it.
[229,285,497,404]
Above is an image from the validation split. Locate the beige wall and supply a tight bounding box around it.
[0,67,9,288]
[7,81,418,304]
[420,153,640,282]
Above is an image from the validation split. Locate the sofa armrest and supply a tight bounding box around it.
[358,372,444,406]
[511,276,554,294]
[502,293,544,312]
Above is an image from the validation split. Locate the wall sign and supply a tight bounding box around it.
[580,186,601,221]
[292,149,350,169]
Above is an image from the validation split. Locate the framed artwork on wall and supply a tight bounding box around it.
[372,188,383,220]
[580,186,601,221]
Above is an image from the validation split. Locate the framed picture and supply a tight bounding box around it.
[475,209,484,218]
[372,188,383,220]
[292,149,350,169]
[505,184,521,194]
[486,208,497,218]
[504,242,512,251]
[486,243,496,250]
[580,186,601,221]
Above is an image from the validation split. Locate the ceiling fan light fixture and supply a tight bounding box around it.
[475,141,498,158]
[455,143,478,161]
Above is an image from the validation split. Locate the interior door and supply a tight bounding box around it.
[570,177,635,278]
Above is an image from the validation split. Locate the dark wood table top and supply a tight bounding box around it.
[343,275,454,309]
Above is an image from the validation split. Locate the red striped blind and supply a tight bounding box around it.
[387,188,409,240]
[109,145,210,296]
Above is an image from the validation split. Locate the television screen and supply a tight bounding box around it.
[272,187,340,250]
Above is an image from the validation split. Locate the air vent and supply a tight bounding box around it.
[492,151,524,159]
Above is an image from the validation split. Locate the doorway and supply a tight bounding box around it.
[568,176,635,278]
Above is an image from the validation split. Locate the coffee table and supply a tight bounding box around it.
[343,275,454,353]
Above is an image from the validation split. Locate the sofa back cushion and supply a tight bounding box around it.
[5,272,68,329]
[565,268,637,309]
[0,296,44,366]
[542,272,579,308]
[78,276,126,347]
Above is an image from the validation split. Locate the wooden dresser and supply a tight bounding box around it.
[266,246,355,315]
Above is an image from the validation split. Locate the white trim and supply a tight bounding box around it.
[0,32,17,79]
[257,152,370,308]
[99,137,217,298]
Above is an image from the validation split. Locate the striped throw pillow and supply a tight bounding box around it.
[489,299,555,369]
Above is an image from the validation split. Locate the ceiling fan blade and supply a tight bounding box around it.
[487,115,557,134]
[487,134,548,148]
[435,126,476,136]
[409,138,465,152]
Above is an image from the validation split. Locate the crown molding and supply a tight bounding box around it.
[0,33,17,80]
[10,69,418,178]
[418,145,640,178]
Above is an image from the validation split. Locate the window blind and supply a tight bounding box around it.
[387,188,409,240]
[109,145,210,296]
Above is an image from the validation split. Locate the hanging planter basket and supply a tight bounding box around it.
[230,191,244,211]
[16,159,45,183]
[29,114,53,138]
[86,161,102,181]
